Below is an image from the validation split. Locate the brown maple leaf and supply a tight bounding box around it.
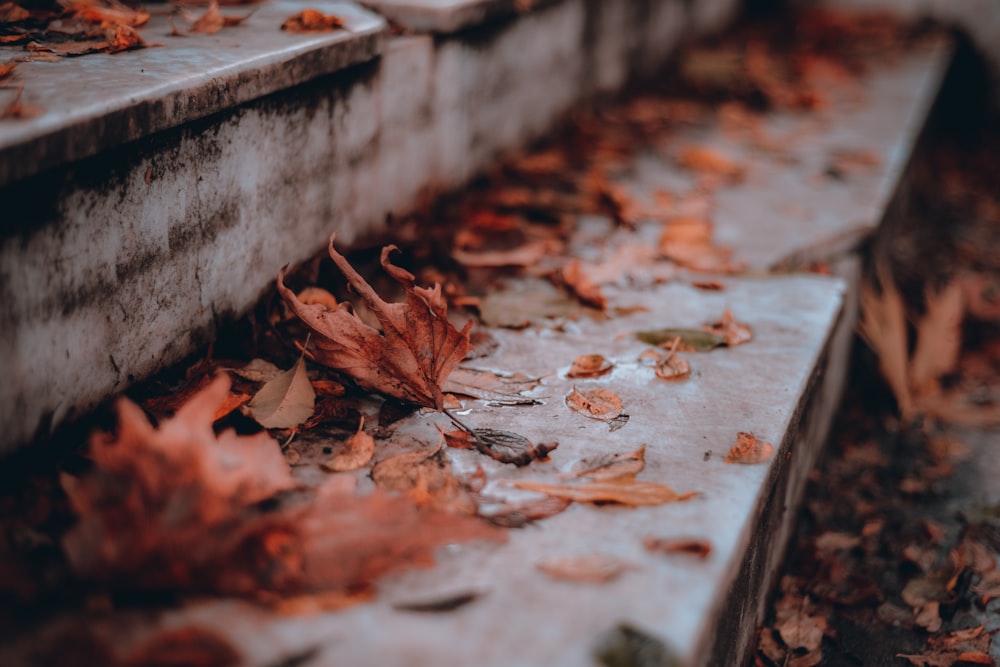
[277,236,472,410]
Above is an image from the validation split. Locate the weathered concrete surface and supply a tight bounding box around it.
[1,0,740,453]
[0,0,386,187]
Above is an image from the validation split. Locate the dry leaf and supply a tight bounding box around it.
[910,279,963,401]
[244,355,316,429]
[188,1,253,35]
[0,58,19,80]
[452,239,555,268]
[569,444,646,481]
[1,82,41,119]
[321,417,375,472]
[65,0,149,28]
[229,358,281,383]
[568,354,614,379]
[442,367,541,406]
[776,612,826,652]
[724,431,774,464]
[281,9,345,32]
[513,478,697,506]
[278,236,472,410]
[480,496,571,528]
[61,374,297,594]
[643,537,712,559]
[658,217,743,273]
[392,590,482,613]
[678,146,745,179]
[858,261,913,418]
[536,554,634,583]
[636,327,725,351]
[371,446,477,515]
[560,258,607,310]
[296,286,338,309]
[704,310,752,346]
[639,337,691,381]
[566,387,624,422]
[443,428,556,467]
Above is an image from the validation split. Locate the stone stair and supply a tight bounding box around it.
[0,1,955,665]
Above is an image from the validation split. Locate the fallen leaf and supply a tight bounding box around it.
[636,327,725,351]
[244,354,316,429]
[566,387,624,422]
[704,309,752,346]
[724,431,774,464]
[536,554,634,583]
[513,478,697,506]
[480,496,571,528]
[560,258,607,310]
[296,286,338,309]
[442,367,541,406]
[910,279,963,401]
[371,446,477,515]
[281,9,345,32]
[187,1,253,35]
[814,531,861,552]
[65,0,149,28]
[1,82,41,119]
[569,444,646,481]
[678,145,745,179]
[858,261,913,418]
[443,428,557,466]
[914,600,942,633]
[568,354,614,379]
[27,23,148,56]
[0,58,19,80]
[321,417,375,472]
[392,590,482,613]
[639,337,691,380]
[776,612,826,652]
[278,236,472,410]
[61,374,297,594]
[122,626,241,667]
[229,358,282,383]
[643,537,712,559]
[658,216,744,273]
[452,239,555,268]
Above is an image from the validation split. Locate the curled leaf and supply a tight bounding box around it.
[443,428,557,466]
[321,417,375,472]
[277,236,472,410]
[567,354,614,379]
[569,444,646,481]
[566,387,624,422]
[724,431,774,464]
[704,310,752,347]
[643,537,712,559]
[536,554,634,583]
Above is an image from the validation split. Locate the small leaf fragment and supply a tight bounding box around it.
[704,309,752,347]
[245,355,316,429]
[321,417,375,472]
[392,591,482,613]
[724,431,774,464]
[568,354,614,379]
[536,554,634,583]
[566,387,624,422]
[643,537,712,559]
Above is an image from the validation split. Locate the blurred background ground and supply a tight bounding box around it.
[754,58,1000,666]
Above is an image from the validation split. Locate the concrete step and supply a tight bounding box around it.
[0,0,740,453]
[0,3,953,667]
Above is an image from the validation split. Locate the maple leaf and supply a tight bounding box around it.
[61,374,298,593]
[277,236,472,410]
